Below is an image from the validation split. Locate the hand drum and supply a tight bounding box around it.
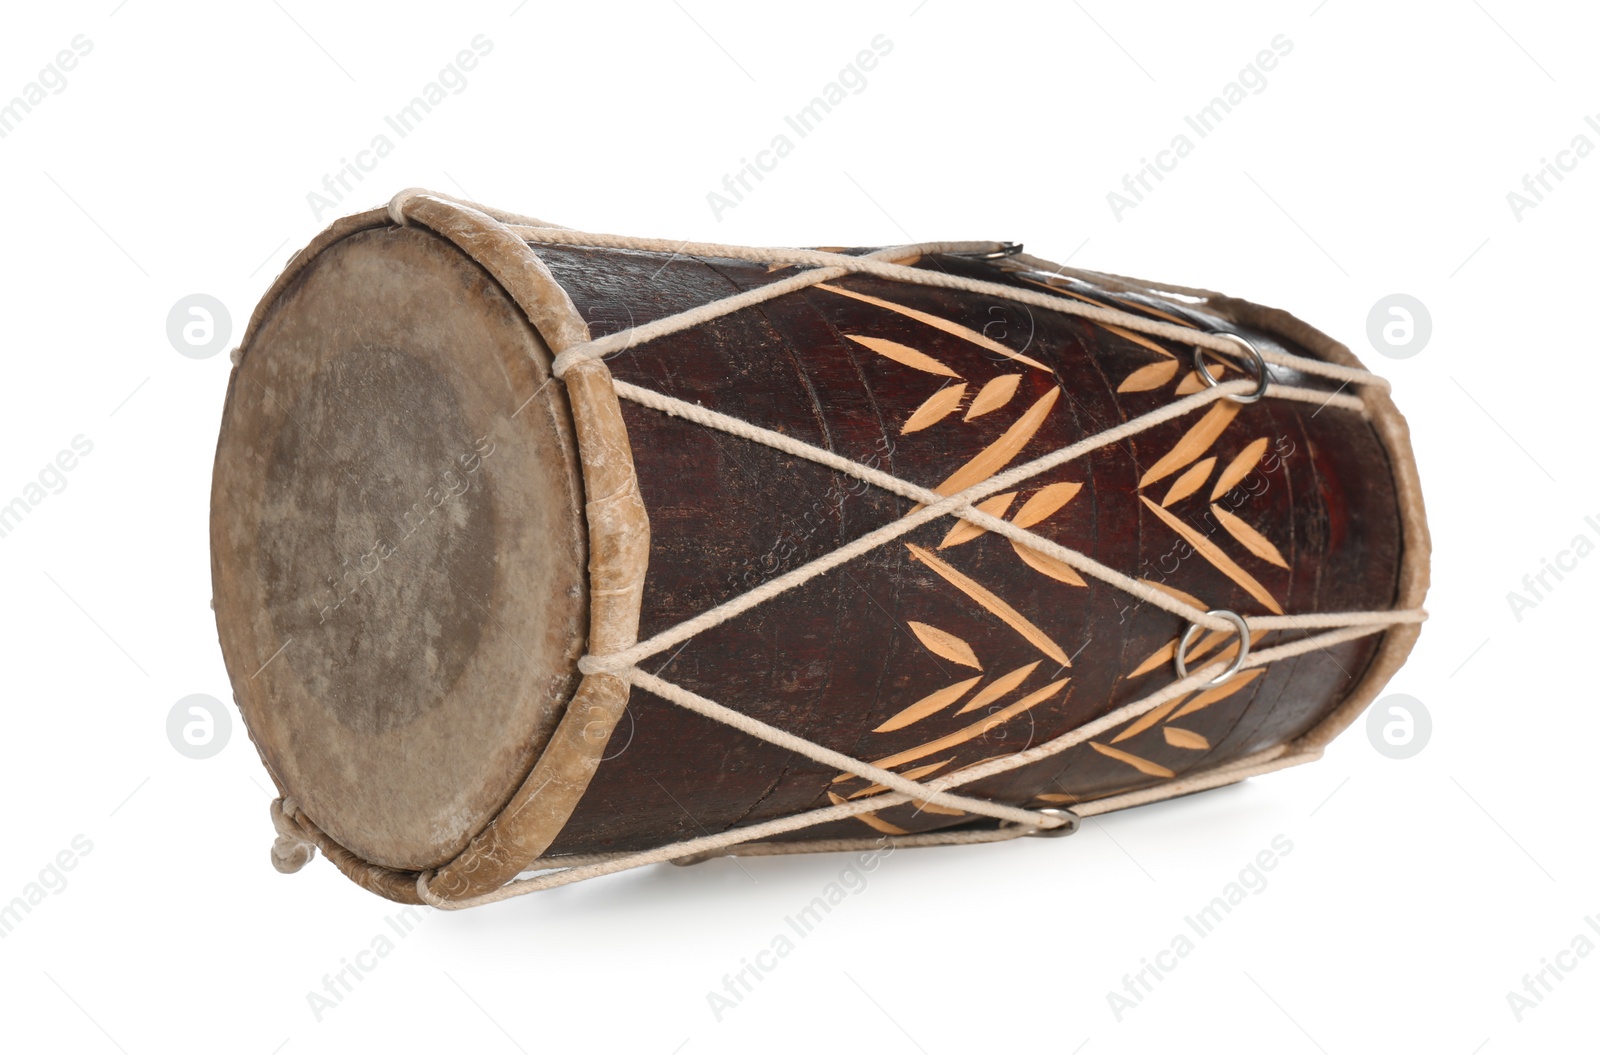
[210,191,1428,906]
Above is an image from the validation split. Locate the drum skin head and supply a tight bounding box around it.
[211,223,588,871]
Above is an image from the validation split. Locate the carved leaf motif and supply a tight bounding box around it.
[1211,437,1269,500]
[1012,481,1082,528]
[1140,496,1283,614]
[846,334,959,377]
[1211,504,1289,568]
[1171,668,1265,719]
[925,388,1061,503]
[875,675,984,732]
[965,374,1022,420]
[1140,579,1208,611]
[827,791,909,835]
[1118,359,1181,393]
[1111,694,1187,743]
[902,384,967,433]
[1129,639,1178,679]
[955,660,1042,714]
[1010,540,1088,586]
[1090,741,1176,778]
[907,620,983,668]
[1164,727,1210,750]
[857,677,1071,774]
[1176,359,1238,394]
[1139,401,1241,488]
[1161,456,1217,507]
[907,544,1071,665]
[938,492,1017,549]
[820,283,1051,371]
[847,758,952,799]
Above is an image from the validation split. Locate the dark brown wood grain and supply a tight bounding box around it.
[210,191,1418,907]
[526,247,1401,854]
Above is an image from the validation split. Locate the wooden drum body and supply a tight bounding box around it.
[211,191,1429,905]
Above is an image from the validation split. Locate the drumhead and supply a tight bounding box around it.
[211,221,588,871]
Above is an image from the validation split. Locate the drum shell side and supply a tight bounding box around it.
[215,193,1428,901]
[525,246,1411,854]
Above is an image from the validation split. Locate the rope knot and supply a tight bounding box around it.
[578,653,628,677]
[387,187,431,227]
[552,343,598,380]
[270,797,316,874]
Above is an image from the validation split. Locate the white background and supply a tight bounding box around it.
[0,1,1593,1052]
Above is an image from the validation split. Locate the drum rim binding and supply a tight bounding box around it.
[239,189,1432,908]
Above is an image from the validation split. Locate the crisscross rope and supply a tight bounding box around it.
[527,227,1387,394]
[385,226,1428,908]
[418,622,1393,909]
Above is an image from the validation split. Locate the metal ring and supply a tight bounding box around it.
[1174,609,1251,687]
[1003,807,1081,838]
[1194,332,1268,404]
[950,241,1024,260]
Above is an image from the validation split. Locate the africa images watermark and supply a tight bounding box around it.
[305,904,432,1021]
[0,834,93,940]
[1504,511,1600,622]
[706,33,895,221]
[1505,112,1600,222]
[705,838,894,1021]
[727,433,897,596]
[1367,692,1431,760]
[306,35,494,221]
[1117,434,1295,624]
[1105,833,1294,1021]
[167,694,232,760]
[0,434,94,542]
[1505,913,1600,1023]
[314,436,495,623]
[1107,34,1294,221]
[0,34,93,140]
